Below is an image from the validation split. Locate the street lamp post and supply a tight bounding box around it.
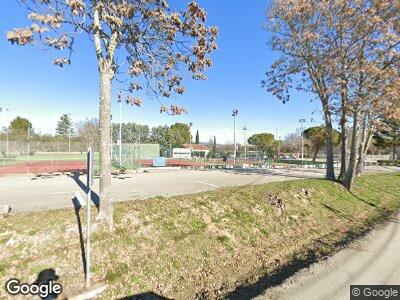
[189,122,193,159]
[243,126,247,159]
[232,109,239,165]
[275,127,281,159]
[68,113,72,152]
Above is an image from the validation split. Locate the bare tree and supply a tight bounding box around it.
[8,0,217,228]
[263,0,340,180]
[264,0,399,189]
[76,118,100,149]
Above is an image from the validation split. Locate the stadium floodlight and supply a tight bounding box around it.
[232,109,239,165]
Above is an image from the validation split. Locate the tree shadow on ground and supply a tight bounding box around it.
[221,168,323,179]
[320,203,353,220]
[31,173,62,180]
[225,221,381,299]
[350,192,378,208]
[72,196,87,278]
[69,172,100,210]
[33,268,61,299]
[118,292,171,300]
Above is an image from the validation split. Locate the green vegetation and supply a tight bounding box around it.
[374,118,400,160]
[378,160,400,167]
[247,133,276,156]
[56,114,74,137]
[303,126,341,161]
[1,173,400,298]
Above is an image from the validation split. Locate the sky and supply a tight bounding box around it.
[0,0,323,144]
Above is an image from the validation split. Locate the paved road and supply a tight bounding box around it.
[0,166,398,213]
[258,213,400,300]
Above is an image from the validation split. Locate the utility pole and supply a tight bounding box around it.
[232,109,239,165]
[243,126,247,159]
[189,122,193,159]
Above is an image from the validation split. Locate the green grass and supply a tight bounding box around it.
[1,173,400,299]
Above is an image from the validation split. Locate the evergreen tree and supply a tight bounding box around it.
[56,114,73,137]
[195,130,200,144]
[212,135,217,157]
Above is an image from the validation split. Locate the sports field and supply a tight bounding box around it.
[0,153,97,175]
[0,152,334,175]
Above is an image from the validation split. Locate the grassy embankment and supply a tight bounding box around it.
[1,173,400,298]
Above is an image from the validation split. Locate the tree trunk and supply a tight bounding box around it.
[97,68,114,229]
[312,148,318,162]
[338,20,347,182]
[364,128,373,157]
[356,114,368,177]
[394,146,398,161]
[338,112,348,181]
[343,111,360,190]
[323,110,336,181]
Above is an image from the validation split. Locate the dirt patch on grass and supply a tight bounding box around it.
[1,173,400,298]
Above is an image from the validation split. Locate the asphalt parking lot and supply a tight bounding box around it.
[0,166,398,213]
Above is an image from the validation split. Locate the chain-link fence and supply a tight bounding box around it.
[111,143,160,169]
[0,128,161,175]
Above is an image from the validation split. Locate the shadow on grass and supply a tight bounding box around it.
[69,172,100,210]
[118,292,171,300]
[72,196,87,278]
[321,203,353,220]
[221,168,322,179]
[33,268,61,299]
[225,209,395,299]
[350,192,378,208]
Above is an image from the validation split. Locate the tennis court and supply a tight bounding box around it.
[0,153,94,175]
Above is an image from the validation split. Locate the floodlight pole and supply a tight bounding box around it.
[119,100,122,166]
[275,128,281,158]
[68,113,72,152]
[243,126,247,159]
[189,122,193,159]
[232,109,239,165]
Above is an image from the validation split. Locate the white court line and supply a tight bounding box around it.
[195,181,220,188]
[48,191,76,195]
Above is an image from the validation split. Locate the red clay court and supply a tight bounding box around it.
[0,159,208,175]
[0,160,87,175]
[0,158,264,175]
